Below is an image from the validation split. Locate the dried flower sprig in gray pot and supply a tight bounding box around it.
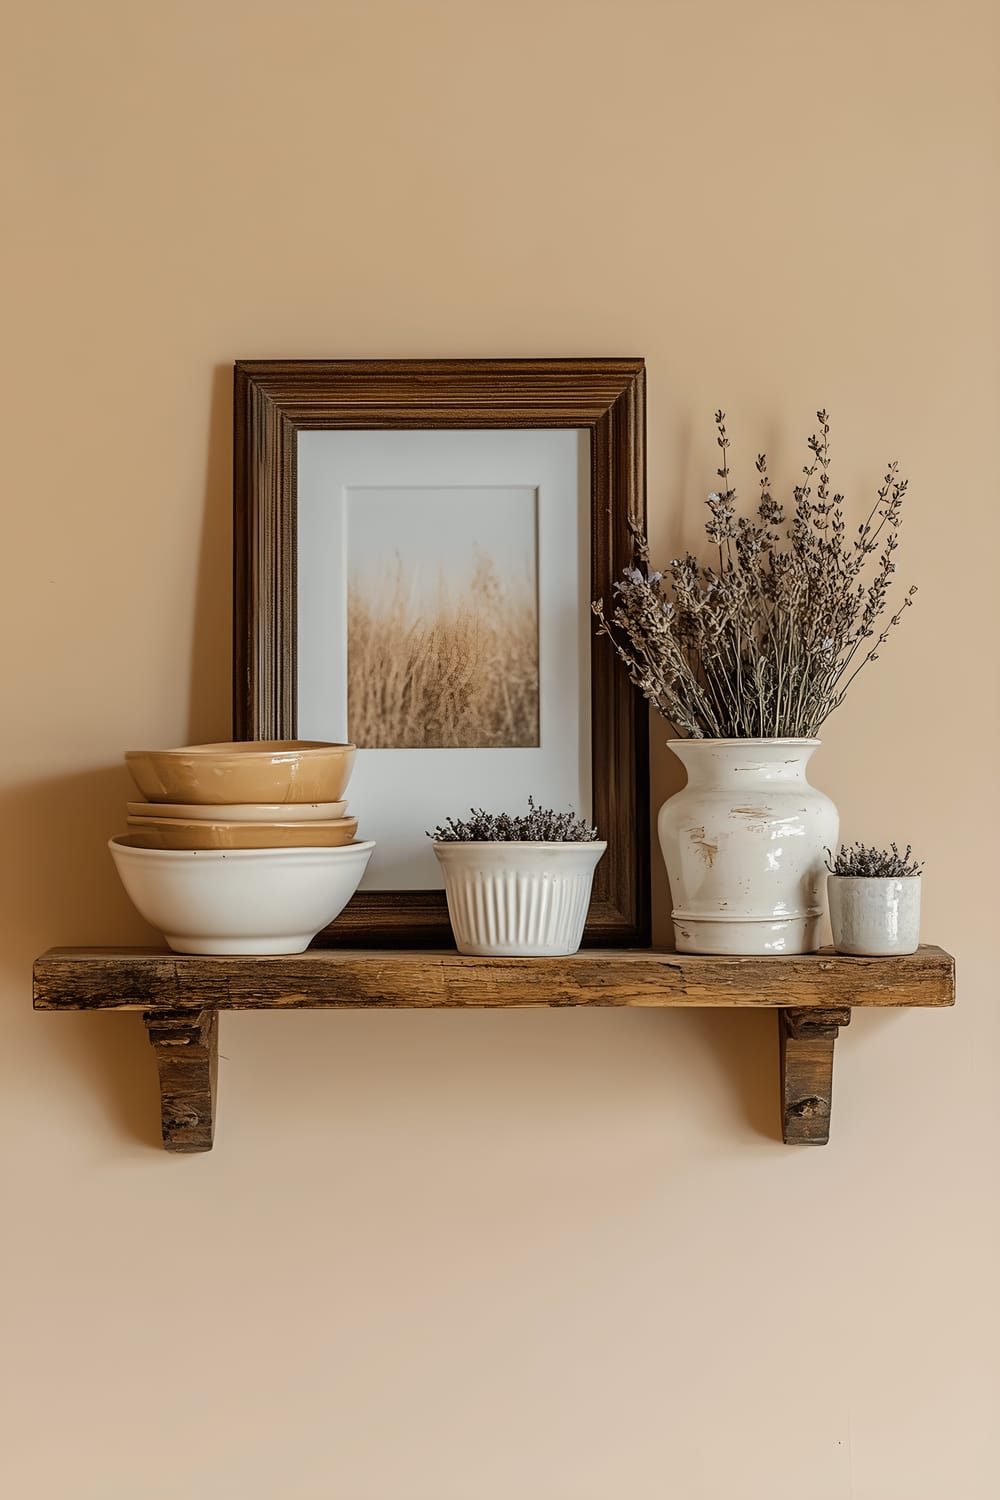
[825,842,924,879]
[592,410,917,956]
[429,799,606,956]
[826,842,923,956]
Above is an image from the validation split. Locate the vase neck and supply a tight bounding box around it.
[668,739,819,788]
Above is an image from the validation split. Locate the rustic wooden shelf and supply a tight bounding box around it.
[33,944,954,1153]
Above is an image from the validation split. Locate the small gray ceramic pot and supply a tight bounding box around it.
[827,875,921,955]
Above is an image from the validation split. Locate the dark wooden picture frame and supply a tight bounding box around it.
[233,358,650,947]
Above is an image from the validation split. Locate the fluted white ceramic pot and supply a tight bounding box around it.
[828,876,921,955]
[658,739,838,955]
[433,841,607,956]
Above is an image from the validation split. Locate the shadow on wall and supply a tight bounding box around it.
[0,763,156,963]
[1,364,237,1152]
[218,1004,785,1149]
[187,362,235,745]
[648,731,687,948]
[33,1010,162,1151]
[0,763,165,1152]
[2,365,235,967]
[25,982,898,1157]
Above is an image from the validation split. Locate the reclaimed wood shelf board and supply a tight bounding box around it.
[33,945,954,1153]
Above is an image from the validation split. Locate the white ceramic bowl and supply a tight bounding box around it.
[109,835,374,954]
[125,800,348,823]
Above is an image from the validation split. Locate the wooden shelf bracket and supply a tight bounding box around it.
[144,1008,219,1153]
[779,1006,852,1145]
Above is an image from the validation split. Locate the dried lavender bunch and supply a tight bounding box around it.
[825,842,924,878]
[592,410,916,738]
[428,797,598,842]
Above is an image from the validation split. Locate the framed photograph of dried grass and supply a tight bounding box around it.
[233,359,649,946]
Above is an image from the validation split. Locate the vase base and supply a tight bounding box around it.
[832,940,919,956]
[672,913,823,956]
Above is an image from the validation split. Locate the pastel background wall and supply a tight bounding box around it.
[3,2,996,1496]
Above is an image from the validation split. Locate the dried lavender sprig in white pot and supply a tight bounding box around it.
[429,800,606,957]
[592,410,916,955]
[826,843,923,955]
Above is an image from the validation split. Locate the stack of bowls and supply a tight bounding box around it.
[110,741,373,954]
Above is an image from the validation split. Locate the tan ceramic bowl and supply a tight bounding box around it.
[124,815,359,850]
[125,799,348,823]
[124,740,356,805]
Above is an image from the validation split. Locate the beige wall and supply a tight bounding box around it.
[3,1,997,1495]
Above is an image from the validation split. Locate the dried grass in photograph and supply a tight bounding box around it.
[348,555,539,748]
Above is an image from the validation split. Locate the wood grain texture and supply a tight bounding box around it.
[779,1006,852,1145]
[144,1009,218,1153]
[233,358,650,948]
[34,945,955,1012]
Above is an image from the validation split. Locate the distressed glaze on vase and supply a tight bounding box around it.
[658,739,838,955]
[828,875,921,955]
[432,841,607,956]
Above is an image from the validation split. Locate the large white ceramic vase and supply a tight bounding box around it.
[658,739,838,955]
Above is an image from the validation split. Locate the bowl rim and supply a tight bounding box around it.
[110,835,375,858]
[125,814,358,832]
[125,799,349,817]
[124,740,356,759]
